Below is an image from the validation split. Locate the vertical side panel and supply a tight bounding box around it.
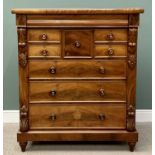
[126,14,139,131]
[16,15,29,132]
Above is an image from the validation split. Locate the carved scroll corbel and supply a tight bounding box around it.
[127,105,135,131]
[20,105,29,132]
[128,55,136,69]
[19,52,27,68]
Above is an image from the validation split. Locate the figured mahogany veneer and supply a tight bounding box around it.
[12,8,144,152]
[29,81,126,102]
[28,29,61,41]
[28,44,61,58]
[94,44,127,58]
[29,104,126,129]
[94,29,128,42]
[64,30,92,57]
[29,60,126,79]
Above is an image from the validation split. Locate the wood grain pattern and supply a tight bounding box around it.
[28,44,61,58]
[94,44,127,58]
[26,14,129,27]
[94,29,128,41]
[64,30,92,57]
[12,8,144,14]
[29,81,126,102]
[29,104,126,129]
[29,60,126,79]
[17,130,138,142]
[27,14,128,20]
[27,19,128,27]
[27,29,61,41]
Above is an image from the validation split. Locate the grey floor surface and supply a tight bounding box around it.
[3,123,152,155]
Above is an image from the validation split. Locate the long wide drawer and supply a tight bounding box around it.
[29,60,126,79]
[29,81,126,102]
[29,104,126,129]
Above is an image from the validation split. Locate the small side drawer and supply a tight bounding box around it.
[27,29,61,41]
[29,104,126,129]
[28,44,61,58]
[94,29,128,41]
[94,44,127,58]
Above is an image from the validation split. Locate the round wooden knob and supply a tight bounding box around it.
[49,90,56,97]
[107,48,114,56]
[99,88,105,96]
[49,66,56,74]
[41,49,48,56]
[49,114,56,121]
[74,41,81,48]
[99,114,105,121]
[41,34,48,40]
[99,67,105,74]
[106,33,114,41]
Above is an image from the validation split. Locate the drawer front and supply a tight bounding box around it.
[29,60,126,79]
[29,104,126,129]
[29,81,126,102]
[64,30,92,57]
[94,44,127,58]
[94,29,127,41]
[28,44,61,58]
[27,29,61,41]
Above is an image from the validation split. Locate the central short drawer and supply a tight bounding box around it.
[29,81,126,102]
[29,104,126,129]
[29,60,126,79]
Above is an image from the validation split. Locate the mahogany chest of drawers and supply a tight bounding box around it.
[12,8,144,152]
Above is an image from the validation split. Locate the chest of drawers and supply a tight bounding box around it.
[12,8,144,152]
